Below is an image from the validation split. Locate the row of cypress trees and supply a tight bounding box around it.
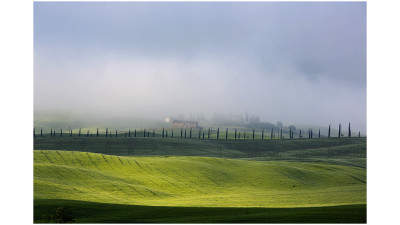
[34,123,360,139]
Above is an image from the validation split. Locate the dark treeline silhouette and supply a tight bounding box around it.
[33,123,362,140]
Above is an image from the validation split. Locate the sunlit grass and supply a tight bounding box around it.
[34,150,365,208]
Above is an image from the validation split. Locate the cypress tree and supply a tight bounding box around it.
[79,128,81,137]
[217,128,219,139]
[34,128,35,138]
[280,128,282,139]
[51,128,53,137]
[235,128,237,140]
[199,129,201,139]
[253,129,255,139]
[128,129,130,138]
[172,130,174,138]
[144,129,146,137]
[262,129,264,140]
[338,123,341,138]
[226,128,228,139]
[97,128,99,137]
[153,129,155,137]
[190,128,192,139]
[185,129,187,138]
[162,127,165,138]
[208,128,210,139]
[359,131,360,137]
[348,123,351,137]
[116,130,118,138]
[181,128,183,138]
[244,132,246,139]
[328,125,331,138]
[271,128,273,139]
[41,128,42,137]
[87,130,89,137]
[311,129,313,139]
[134,129,136,137]
[106,128,108,137]
[299,129,302,139]
[318,129,320,138]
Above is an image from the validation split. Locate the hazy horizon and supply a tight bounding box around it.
[34,2,366,133]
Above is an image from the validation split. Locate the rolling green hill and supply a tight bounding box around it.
[35,150,365,208]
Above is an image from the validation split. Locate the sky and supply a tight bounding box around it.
[34,1,366,132]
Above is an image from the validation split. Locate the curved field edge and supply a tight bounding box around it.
[34,199,366,223]
[34,150,366,208]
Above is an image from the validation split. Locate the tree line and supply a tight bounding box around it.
[34,123,362,139]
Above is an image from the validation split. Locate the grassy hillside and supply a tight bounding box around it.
[34,150,365,208]
[34,137,366,167]
[34,199,366,223]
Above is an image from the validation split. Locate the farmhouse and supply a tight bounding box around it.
[172,120,198,128]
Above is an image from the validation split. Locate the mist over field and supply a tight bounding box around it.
[34,2,366,133]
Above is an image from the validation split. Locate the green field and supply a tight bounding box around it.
[34,137,366,223]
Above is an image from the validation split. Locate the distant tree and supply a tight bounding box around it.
[79,128,81,137]
[217,128,219,139]
[338,123,341,138]
[97,128,99,137]
[185,129,187,138]
[358,131,361,137]
[235,128,237,140]
[238,132,241,139]
[289,127,292,139]
[199,129,201,139]
[262,129,264,140]
[280,128,282,139]
[226,128,228,139]
[172,130,174,138]
[348,123,351,137]
[128,129,130,138]
[106,128,108,137]
[162,127,165,138]
[181,128,183,138]
[51,128,53,137]
[144,129,146,137]
[252,129,255,139]
[299,129,302,139]
[41,128,42,137]
[318,129,320,138]
[87,130,89,137]
[61,129,62,137]
[244,132,246,139]
[34,128,35,138]
[134,129,136,137]
[328,125,331,138]
[190,128,192,139]
[116,130,118,138]
[271,128,273,139]
[208,128,210,139]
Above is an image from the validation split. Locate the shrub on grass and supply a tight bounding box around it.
[43,206,74,223]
